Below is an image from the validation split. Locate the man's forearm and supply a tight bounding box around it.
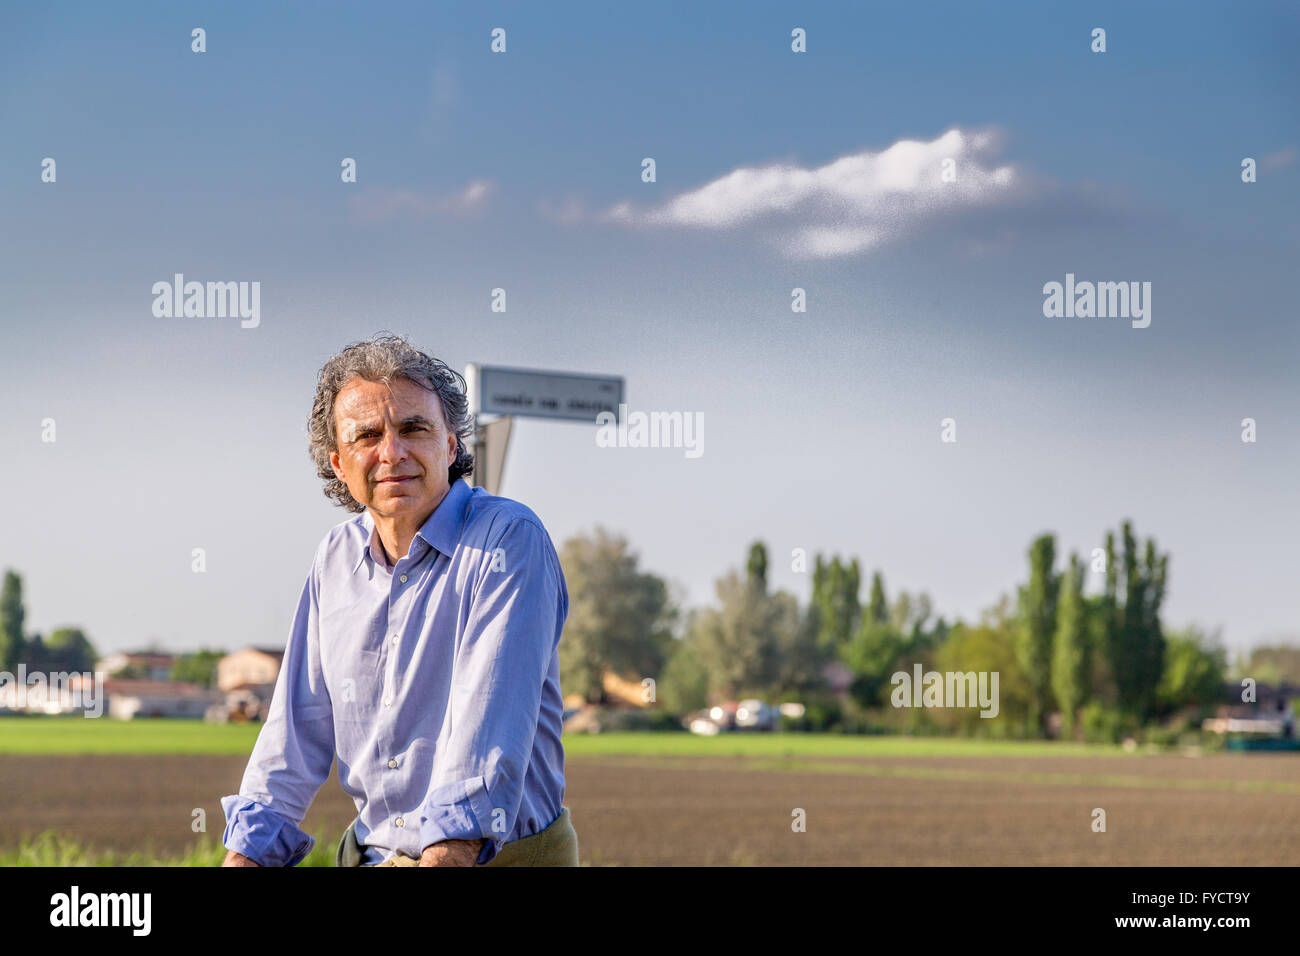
[222,849,262,867]
[419,838,485,867]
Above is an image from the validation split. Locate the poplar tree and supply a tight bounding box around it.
[1051,553,1090,737]
[840,571,906,708]
[692,542,798,699]
[0,570,25,670]
[1016,534,1059,736]
[867,571,888,625]
[747,542,768,593]
[810,555,860,653]
[1103,521,1169,723]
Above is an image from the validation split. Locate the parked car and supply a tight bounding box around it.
[686,699,781,735]
[735,698,781,731]
[688,716,721,736]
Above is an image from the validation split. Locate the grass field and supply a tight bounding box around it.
[3,716,1296,865]
[0,716,266,754]
[0,831,337,867]
[0,716,1133,757]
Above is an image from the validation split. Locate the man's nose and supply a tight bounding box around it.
[378,427,408,461]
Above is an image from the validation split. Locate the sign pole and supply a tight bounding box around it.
[462,362,624,496]
[464,363,482,491]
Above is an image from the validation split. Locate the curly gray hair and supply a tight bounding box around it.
[308,333,475,512]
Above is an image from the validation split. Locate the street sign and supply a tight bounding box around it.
[465,364,624,422]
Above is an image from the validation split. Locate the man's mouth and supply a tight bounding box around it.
[378,476,415,484]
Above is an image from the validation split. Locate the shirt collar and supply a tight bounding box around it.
[351,478,474,574]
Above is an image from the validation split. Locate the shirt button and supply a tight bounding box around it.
[391,635,399,645]
[388,759,398,769]
[399,574,408,583]
[383,697,392,707]
[395,817,405,828]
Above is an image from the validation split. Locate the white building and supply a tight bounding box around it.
[104,679,220,719]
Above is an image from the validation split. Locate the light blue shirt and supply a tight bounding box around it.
[220,478,569,866]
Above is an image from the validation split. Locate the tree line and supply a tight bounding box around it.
[0,570,97,674]
[2,516,1291,741]
[556,521,1277,742]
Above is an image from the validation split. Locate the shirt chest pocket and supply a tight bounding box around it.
[319,604,388,687]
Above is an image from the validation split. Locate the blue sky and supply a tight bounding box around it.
[1,0,1297,658]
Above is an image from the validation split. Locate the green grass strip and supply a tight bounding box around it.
[0,720,1132,757]
[0,717,263,755]
[0,830,337,867]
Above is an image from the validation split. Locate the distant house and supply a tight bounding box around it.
[217,647,284,692]
[560,670,660,710]
[601,670,653,708]
[97,652,176,682]
[212,647,285,723]
[0,672,99,715]
[105,679,220,719]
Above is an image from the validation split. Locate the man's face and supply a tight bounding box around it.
[329,376,459,520]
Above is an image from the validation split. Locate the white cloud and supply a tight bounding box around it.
[349,179,495,222]
[586,127,1030,259]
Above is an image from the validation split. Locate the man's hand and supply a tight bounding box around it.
[221,849,262,867]
[418,838,485,867]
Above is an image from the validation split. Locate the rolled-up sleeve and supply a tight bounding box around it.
[417,518,563,864]
[221,548,335,866]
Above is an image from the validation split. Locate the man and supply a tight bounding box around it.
[220,333,576,867]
